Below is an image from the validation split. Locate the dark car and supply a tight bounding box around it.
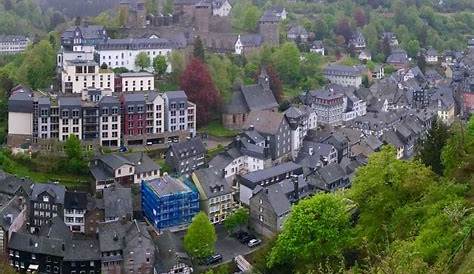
[205,254,223,265]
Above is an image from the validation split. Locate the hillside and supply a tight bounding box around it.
[34,0,122,18]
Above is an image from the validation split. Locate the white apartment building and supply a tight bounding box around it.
[58,97,83,141]
[0,35,29,54]
[61,60,114,94]
[98,96,122,147]
[323,64,363,88]
[120,72,155,92]
[96,38,173,72]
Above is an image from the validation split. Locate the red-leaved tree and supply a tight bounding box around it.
[180,58,222,126]
[266,65,283,103]
[353,8,367,27]
[335,18,353,44]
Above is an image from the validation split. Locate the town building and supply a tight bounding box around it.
[165,137,206,175]
[223,69,278,129]
[323,64,363,88]
[98,220,155,274]
[0,35,30,54]
[0,196,27,256]
[387,49,409,69]
[103,187,133,221]
[244,110,292,162]
[162,90,197,136]
[89,152,160,190]
[305,88,346,125]
[192,167,235,223]
[310,40,325,55]
[154,230,193,274]
[349,31,366,51]
[249,176,310,237]
[115,72,155,92]
[424,47,439,64]
[29,183,66,233]
[234,34,263,55]
[96,37,173,72]
[60,25,108,50]
[284,105,318,158]
[208,135,267,185]
[63,191,88,233]
[142,176,199,230]
[60,60,114,94]
[212,0,232,16]
[287,25,309,42]
[238,162,303,205]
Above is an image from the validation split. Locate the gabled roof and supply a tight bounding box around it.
[103,187,133,220]
[241,162,302,188]
[155,230,191,273]
[31,183,66,204]
[64,191,88,210]
[240,84,278,111]
[244,110,286,135]
[193,167,232,199]
[168,138,206,161]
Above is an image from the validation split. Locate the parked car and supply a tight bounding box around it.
[247,238,262,248]
[205,254,223,265]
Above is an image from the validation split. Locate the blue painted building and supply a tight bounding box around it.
[142,175,199,230]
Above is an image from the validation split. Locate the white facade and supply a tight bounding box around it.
[425,55,438,64]
[133,169,160,184]
[61,61,114,93]
[223,156,265,179]
[239,184,253,206]
[57,45,95,68]
[213,0,232,16]
[150,94,165,135]
[99,107,121,147]
[8,112,33,135]
[97,48,172,72]
[59,111,82,141]
[121,72,155,92]
[234,36,243,55]
[0,36,29,54]
[64,209,85,233]
[310,47,325,56]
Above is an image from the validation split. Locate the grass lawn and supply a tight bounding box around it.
[0,152,91,190]
[199,121,237,138]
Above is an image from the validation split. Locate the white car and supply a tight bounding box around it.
[247,238,262,248]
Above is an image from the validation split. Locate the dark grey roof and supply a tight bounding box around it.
[288,25,308,36]
[0,196,23,231]
[58,96,82,107]
[155,230,191,273]
[38,216,72,241]
[241,84,278,111]
[382,130,404,148]
[239,34,263,47]
[123,152,160,174]
[254,184,290,217]
[208,153,233,170]
[224,89,249,114]
[164,90,188,100]
[98,220,128,252]
[144,175,192,197]
[244,110,286,135]
[64,191,88,210]
[312,163,347,185]
[103,187,133,220]
[96,37,173,50]
[324,64,363,77]
[123,92,146,103]
[8,88,34,113]
[241,162,302,187]
[387,49,408,64]
[0,35,29,43]
[168,138,206,161]
[0,174,33,196]
[193,168,232,199]
[260,10,280,22]
[64,238,101,261]
[31,183,66,204]
[8,231,65,257]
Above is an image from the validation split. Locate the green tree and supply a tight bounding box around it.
[135,52,151,71]
[64,134,87,175]
[193,36,205,61]
[169,51,186,84]
[152,55,167,76]
[145,0,158,14]
[350,146,436,248]
[268,194,351,271]
[223,208,249,233]
[184,212,217,260]
[163,0,174,14]
[271,42,301,86]
[415,118,449,176]
[405,39,420,58]
[231,0,262,32]
[16,40,56,90]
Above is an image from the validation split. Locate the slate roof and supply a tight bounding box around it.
[288,25,308,37]
[96,37,173,50]
[0,196,23,231]
[387,49,408,64]
[324,64,363,77]
[244,110,286,135]
[260,10,280,22]
[193,167,232,199]
[31,183,66,204]
[168,138,206,161]
[8,88,34,113]
[98,220,128,252]
[224,89,249,114]
[0,35,29,43]
[241,162,302,188]
[91,152,159,182]
[0,174,33,196]
[239,34,263,47]
[382,130,404,148]
[103,187,133,220]
[64,238,101,261]
[64,191,88,210]
[8,231,65,257]
[155,230,191,273]
[241,84,278,111]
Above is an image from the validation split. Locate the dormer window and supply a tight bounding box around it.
[43,196,49,202]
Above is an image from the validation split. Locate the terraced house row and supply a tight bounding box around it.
[7,86,196,150]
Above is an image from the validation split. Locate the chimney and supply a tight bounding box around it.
[249,125,254,131]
